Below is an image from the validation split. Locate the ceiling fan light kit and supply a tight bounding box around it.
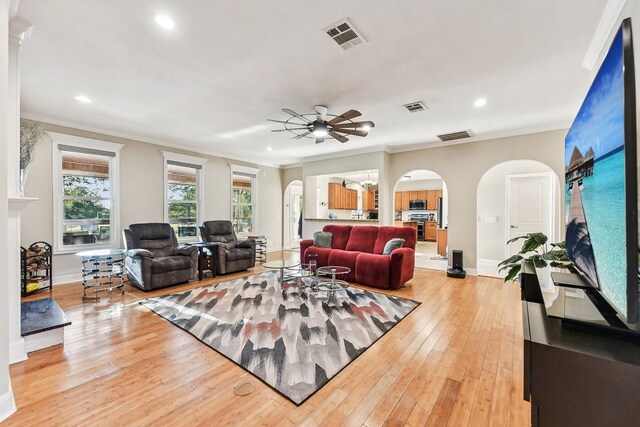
[268,105,375,144]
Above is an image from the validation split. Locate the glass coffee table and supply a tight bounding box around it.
[315,266,350,290]
[263,259,300,282]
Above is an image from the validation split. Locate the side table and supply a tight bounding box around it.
[77,249,126,301]
[248,235,267,264]
[186,242,217,280]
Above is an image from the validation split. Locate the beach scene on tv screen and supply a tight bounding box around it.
[564,28,627,317]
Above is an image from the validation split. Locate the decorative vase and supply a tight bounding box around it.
[19,168,28,197]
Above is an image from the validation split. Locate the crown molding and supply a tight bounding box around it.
[20,112,284,169]
[9,17,32,47]
[582,0,626,71]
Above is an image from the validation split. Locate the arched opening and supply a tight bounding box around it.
[476,160,562,280]
[393,169,449,271]
[283,180,303,250]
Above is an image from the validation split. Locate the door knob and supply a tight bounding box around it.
[510,225,518,229]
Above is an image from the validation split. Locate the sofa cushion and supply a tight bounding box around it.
[304,246,333,267]
[226,247,254,261]
[383,238,405,255]
[345,226,379,253]
[323,225,352,249]
[373,226,417,254]
[327,249,360,282]
[355,253,391,289]
[313,231,332,248]
[151,256,193,273]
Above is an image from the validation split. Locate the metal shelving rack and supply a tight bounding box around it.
[21,241,52,297]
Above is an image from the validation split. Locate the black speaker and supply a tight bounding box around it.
[447,250,466,278]
[452,250,463,269]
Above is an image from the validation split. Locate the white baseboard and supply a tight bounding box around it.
[53,272,82,285]
[9,339,27,364]
[477,259,503,278]
[466,268,478,276]
[24,328,64,353]
[0,387,16,423]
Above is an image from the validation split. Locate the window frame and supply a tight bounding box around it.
[162,151,207,243]
[229,164,259,236]
[51,133,123,254]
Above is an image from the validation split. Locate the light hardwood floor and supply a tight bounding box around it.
[6,252,530,426]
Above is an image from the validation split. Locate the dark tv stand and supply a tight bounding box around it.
[521,268,640,426]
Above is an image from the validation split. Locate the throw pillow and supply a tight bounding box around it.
[313,231,333,248]
[383,238,405,255]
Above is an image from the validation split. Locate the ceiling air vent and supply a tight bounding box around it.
[325,19,366,50]
[437,130,474,142]
[403,101,427,113]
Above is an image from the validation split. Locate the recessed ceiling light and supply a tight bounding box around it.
[155,15,175,30]
[74,95,92,103]
[401,175,411,181]
[474,98,487,108]
[266,146,273,151]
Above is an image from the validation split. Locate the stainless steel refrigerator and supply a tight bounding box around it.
[436,197,443,228]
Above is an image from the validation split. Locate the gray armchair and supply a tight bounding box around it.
[123,223,198,291]
[199,220,256,275]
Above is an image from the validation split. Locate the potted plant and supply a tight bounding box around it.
[498,232,573,282]
[19,119,44,196]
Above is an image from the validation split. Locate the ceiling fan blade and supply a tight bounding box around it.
[329,131,349,143]
[334,128,368,137]
[271,127,308,132]
[315,105,328,122]
[332,121,375,129]
[315,137,325,144]
[328,109,362,125]
[267,119,307,126]
[292,131,312,140]
[282,108,312,123]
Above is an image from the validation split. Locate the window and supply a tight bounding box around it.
[230,164,259,235]
[162,152,206,241]
[52,134,122,253]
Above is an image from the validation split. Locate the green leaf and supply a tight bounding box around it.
[504,265,521,282]
[497,254,523,268]
[550,241,566,249]
[520,237,543,254]
[506,235,529,245]
[529,254,548,268]
[528,233,548,246]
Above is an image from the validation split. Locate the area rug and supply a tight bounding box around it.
[139,272,419,405]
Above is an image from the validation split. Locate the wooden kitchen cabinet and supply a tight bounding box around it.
[437,228,448,256]
[426,190,437,210]
[409,191,418,201]
[424,222,437,241]
[328,183,357,210]
[401,192,411,211]
[362,189,377,211]
[395,192,402,210]
[417,190,427,201]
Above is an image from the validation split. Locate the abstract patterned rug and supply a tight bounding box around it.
[139,272,419,405]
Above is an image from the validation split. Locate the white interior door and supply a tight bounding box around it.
[288,183,303,249]
[506,173,553,257]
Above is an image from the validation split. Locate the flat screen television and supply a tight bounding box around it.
[564,18,639,324]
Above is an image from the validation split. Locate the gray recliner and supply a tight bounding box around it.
[199,220,256,275]
[123,223,198,291]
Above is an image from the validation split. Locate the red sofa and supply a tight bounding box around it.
[299,224,416,289]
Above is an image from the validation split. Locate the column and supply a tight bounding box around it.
[7,16,32,365]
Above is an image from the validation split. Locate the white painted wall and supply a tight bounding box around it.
[20,122,283,283]
[476,160,561,276]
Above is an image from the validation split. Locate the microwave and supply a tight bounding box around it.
[409,200,426,210]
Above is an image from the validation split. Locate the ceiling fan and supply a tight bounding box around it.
[268,105,375,144]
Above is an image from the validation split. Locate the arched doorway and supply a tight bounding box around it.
[283,180,303,250]
[476,160,561,280]
[393,169,449,271]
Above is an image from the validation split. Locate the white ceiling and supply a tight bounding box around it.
[18,0,606,167]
